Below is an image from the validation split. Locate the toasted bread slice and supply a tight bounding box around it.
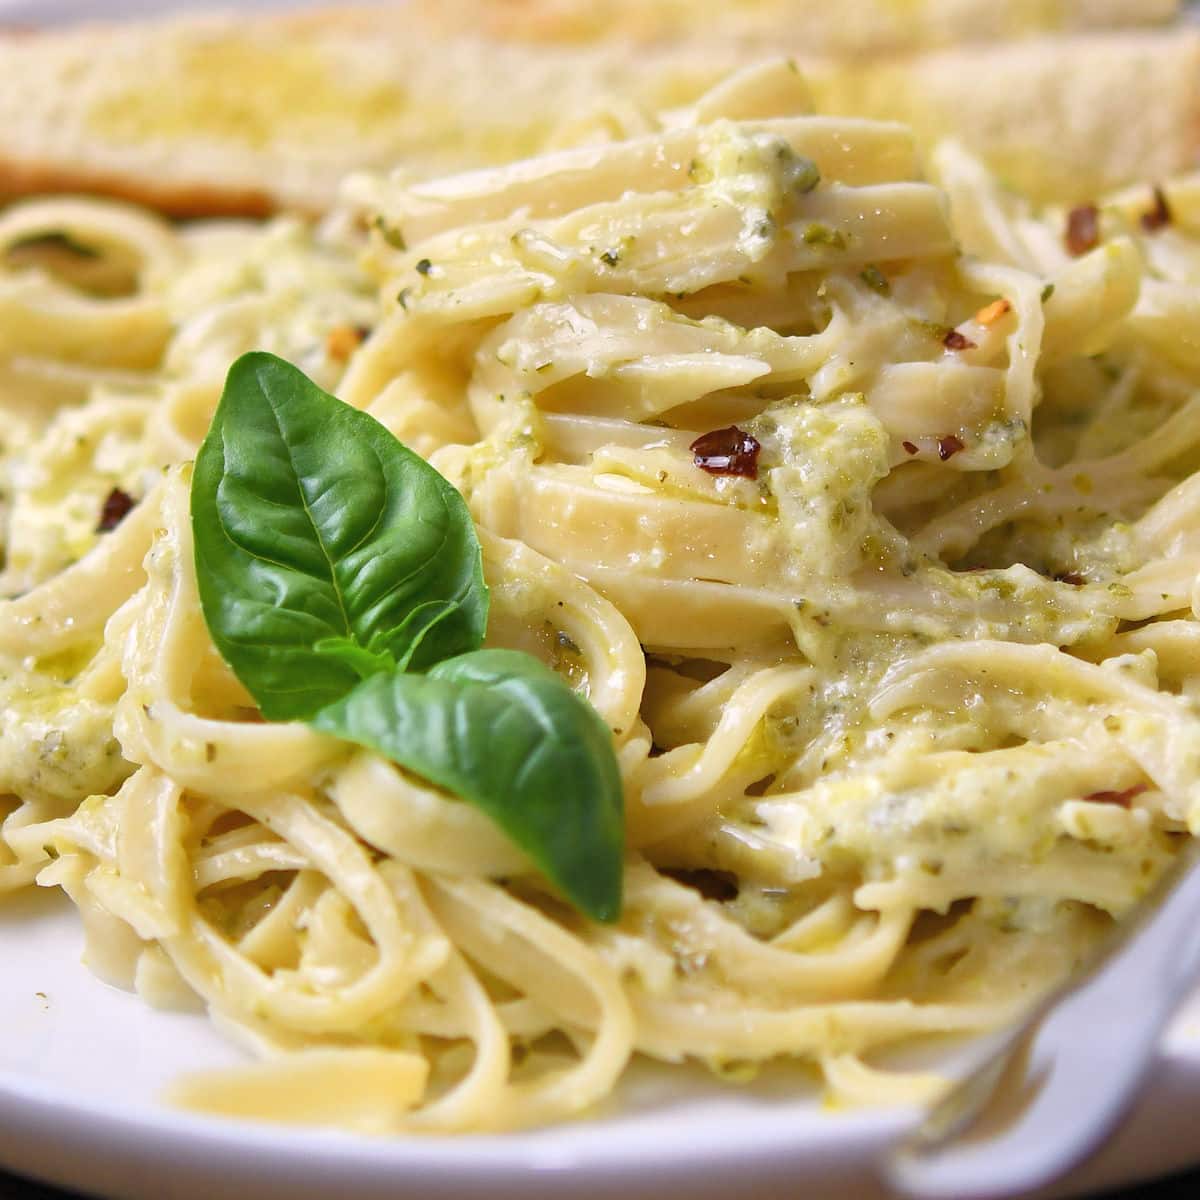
[807,30,1200,204]
[0,6,750,216]
[0,3,1191,217]
[413,0,1180,54]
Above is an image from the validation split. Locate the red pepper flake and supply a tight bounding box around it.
[1054,571,1086,586]
[902,440,919,455]
[96,487,135,532]
[1083,784,1147,807]
[943,328,977,352]
[1140,184,1172,233]
[325,324,367,362]
[974,298,1012,326]
[690,426,761,479]
[1065,204,1100,256]
[937,434,965,461]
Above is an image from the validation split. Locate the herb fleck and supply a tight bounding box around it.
[802,224,846,250]
[372,217,407,250]
[8,233,103,279]
[791,157,821,194]
[860,264,890,295]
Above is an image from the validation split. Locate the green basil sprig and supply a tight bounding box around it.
[314,650,623,922]
[191,352,488,720]
[191,351,623,922]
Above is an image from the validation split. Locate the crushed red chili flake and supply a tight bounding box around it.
[974,298,1012,326]
[943,328,977,352]
[902,440,919,455]
[937,434,965,461]
[1140,184,1172,233]
[690,425,762,479]
[325,324,366,362]
[1065,204,1100,256]
[1083,784,1147,807]
[96,487,135,532]
[1054,571,1087,586]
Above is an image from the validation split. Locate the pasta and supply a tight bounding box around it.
[3,59,1200,1133]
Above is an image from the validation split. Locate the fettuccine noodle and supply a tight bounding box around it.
[2,61,1199,1129]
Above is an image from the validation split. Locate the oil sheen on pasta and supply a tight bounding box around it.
[1,59,1198,1130]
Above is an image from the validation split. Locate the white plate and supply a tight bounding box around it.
[4,2,1200,1197]
[2,887,1200,1200]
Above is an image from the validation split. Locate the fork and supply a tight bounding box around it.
[883,839,1200,1199]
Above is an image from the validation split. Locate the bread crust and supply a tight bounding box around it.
[0,158,279,220]
[0,2,1190,217]
[807,30,1200,204]
[408,0,1180,49]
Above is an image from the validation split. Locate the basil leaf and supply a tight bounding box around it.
[191,352,488,720]
[312,649,624,922]
[190,354,624,921]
